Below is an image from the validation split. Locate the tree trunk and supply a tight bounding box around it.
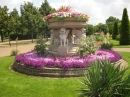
[31,33,33,43]
[1,33,4,42]
[8,33,11,46]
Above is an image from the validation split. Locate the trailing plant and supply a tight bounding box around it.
[10,49,19,56]
[34,36,47,56]
[79,60,130,97]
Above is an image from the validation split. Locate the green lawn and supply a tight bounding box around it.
[0,52,130,97]
[110,39,130,48]
[0,56,82,97]
[119,52,130,76]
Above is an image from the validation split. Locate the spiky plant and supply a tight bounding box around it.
[57,5,72,12]
[79,60,130,97]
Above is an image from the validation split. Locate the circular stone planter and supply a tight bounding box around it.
[11,59,128,78]
[12,61,87,77]
[48,17,87,28]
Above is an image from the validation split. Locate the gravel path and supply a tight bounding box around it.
[113,48,130,52]
[0,40,36,57]
[0,40,130,57]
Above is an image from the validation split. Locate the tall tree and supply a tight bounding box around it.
[120,8,130,45]
[112,22,118,39]
[8,8,20,46]
[96,23,109,35]
[0,6,8,42]
[106,16,120,34]
[39,0,55,16]
[20,2,44,43]
[86,24,94,35]
[39,0,56,39]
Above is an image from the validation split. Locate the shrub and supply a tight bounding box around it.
[100,43,113,50]
[10,49,19,56]
[94,35,103,42]
[112,22,118,40]
[34,36,47,56]
[120,8,130,45]
[116,34,120,40]
[79,60,130,97]
[77,35,97,57]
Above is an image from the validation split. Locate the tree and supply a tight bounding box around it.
[120,8,130,45]
[20,2,45,43]
[39,0,56,16]
[96,23,109,35]
[39,0,56,39]
[0,6,9,42]
[106,16,120,23]
[86,24,94,35]
[8,8,20,46]
[112,22,118,39]
[106,16,120,34]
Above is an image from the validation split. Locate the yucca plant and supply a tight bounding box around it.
[79,60,130,97]
[57,5,72,12]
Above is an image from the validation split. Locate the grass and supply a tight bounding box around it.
[0,56,82,97]
[0,45,130,97]
[110,39,130,48]
[119,52,130,76]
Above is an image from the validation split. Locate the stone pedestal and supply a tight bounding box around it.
[58,46,68,56]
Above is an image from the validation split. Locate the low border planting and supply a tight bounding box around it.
[15,49,122,70]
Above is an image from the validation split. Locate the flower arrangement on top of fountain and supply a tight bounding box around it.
[57,5,72,12]
[44,5,89,21]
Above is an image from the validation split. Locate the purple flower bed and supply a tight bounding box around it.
[15,49,122,69]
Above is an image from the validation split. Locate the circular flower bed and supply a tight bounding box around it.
[15,49,122,70]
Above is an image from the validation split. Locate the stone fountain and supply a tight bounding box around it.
[11,9,126,78]
[47,16,88,56]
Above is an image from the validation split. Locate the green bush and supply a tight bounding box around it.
[116,34,120,41]
[10,49,19,56]
[34,36,47,56]
[77,35,97,57]
[94,35,103,42]
[100,43,113,50]
[79,60,130,97]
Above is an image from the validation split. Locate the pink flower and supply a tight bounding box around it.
[15,49,122,69]
[45,11,89,20]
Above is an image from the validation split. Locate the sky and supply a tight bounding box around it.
[0,0,130,25]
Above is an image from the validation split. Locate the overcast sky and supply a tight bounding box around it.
[0,0,130,25]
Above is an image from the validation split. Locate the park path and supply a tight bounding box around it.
[0,40,130,57]
[113,48,130,52]
[0,40,36,57]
